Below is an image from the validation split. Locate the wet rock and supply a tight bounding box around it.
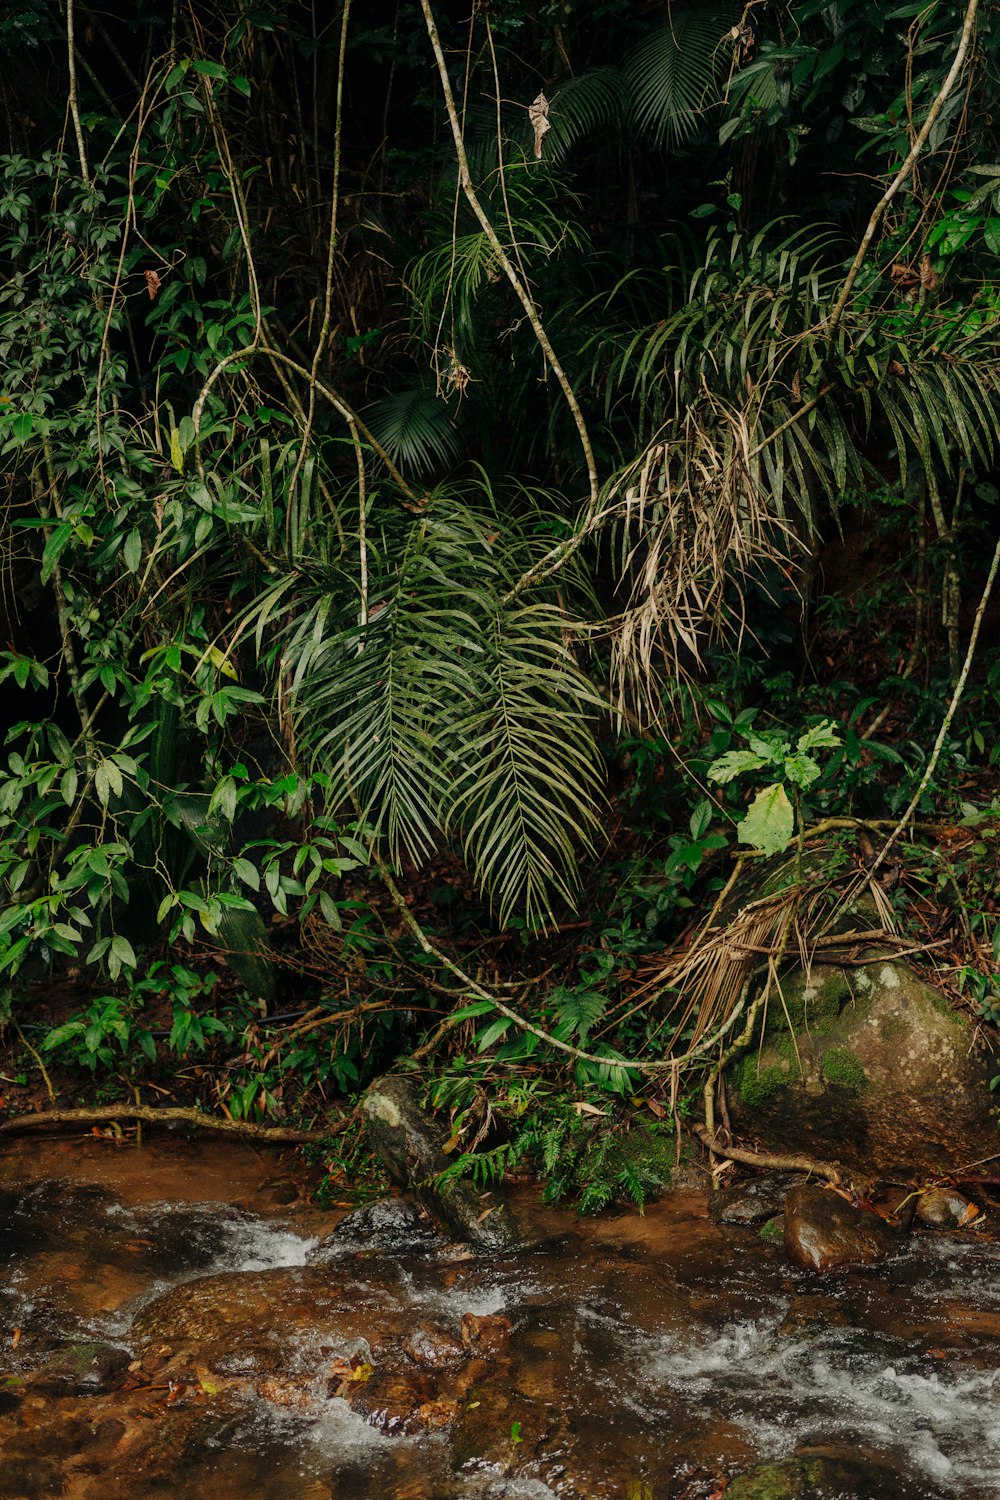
[130,1265,409,1377]
[710,1173,801,1226]
[725,1453,912,1498]
[778,1294,850,1337]
[915,1186,976,1228]
[460,1311,512,1353]
[727,958,999,1175]
[784,1184,902,1272]
[402,1324,467,1370]
[362,1075,525,1251]
[347,1369,439,1434]
[324,1195,444,1254]
[25,1340,131,1396]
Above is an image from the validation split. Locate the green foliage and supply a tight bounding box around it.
[1,0,1000,1154]
[428,1070,677,1213]
[708,715,842,855]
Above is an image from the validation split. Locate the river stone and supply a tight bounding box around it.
[710,1172,801,1226]
[725,1453,911,1498]
[26,1340,131,1396]
[324,1195,444,1254]
[727,958,998,1174]
[784,1184,902,1272]
[362,1075,524,1252]
[915,1186,976,1228]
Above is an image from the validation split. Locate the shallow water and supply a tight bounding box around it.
[1,1135,999,1498]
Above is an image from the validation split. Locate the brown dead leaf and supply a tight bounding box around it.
[919,254,937,291]
[528,92,550,160]
[11,1327,21,1350]
[144,269,161,300]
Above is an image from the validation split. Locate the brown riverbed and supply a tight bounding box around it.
[1,1133,999,1498]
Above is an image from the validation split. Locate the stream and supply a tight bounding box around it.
[1,1134,999,1498]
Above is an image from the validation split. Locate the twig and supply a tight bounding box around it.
[288,0,352,506]
[12,1022,56,1105]
[865,525,1000,884]
[375,852,752,1076]
[0,1104,347,1143]
[417,0,601,602]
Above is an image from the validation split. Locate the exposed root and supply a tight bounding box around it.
[693,1123,843,1186]
[0,1104,351,1143]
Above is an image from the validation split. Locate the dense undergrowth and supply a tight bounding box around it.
[1,0,999,1209]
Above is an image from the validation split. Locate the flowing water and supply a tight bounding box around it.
[1,1134,998,1498]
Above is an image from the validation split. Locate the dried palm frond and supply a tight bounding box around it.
[631,856,904,1058]
[603,398,797,723]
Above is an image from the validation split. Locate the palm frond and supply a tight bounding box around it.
[364,384,460,478]
[542,69,623,166]
[448,599,604,928]
[622,9,739,150]
[260,487,604,923]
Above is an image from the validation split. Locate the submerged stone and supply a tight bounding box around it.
[362,1075,525,1252]
[26,1340,131,1396]
[784,1184,902,1272]
[725,1453,913,1498]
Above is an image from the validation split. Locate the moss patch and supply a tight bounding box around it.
[820,1045,866,1090]
[772,971,849,1034]
[759,1214,784,1245]
[736,1056,800,1108]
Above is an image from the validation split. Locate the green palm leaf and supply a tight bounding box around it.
[448,600,604,927]
[364,384,460,478]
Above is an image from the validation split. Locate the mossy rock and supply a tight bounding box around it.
[725,1454,912,1498]
[728,958,998,1174]
[819,1046,866,1090]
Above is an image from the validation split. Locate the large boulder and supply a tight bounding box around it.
[361,1075,525,1252]
[727,956,998,1175]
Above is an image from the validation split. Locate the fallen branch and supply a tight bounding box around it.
[693,1123,843,1186]
[0,1105,350,1143]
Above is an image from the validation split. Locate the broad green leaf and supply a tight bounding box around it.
[782,751,821,788]
[111,934,137,969]
[707,749,768,783]
[689,798,712,839]
[796,720,842,753]
[233,857,261,890]
[95,759,124,807]
[738,783,794,856]
[123,528,142,573]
